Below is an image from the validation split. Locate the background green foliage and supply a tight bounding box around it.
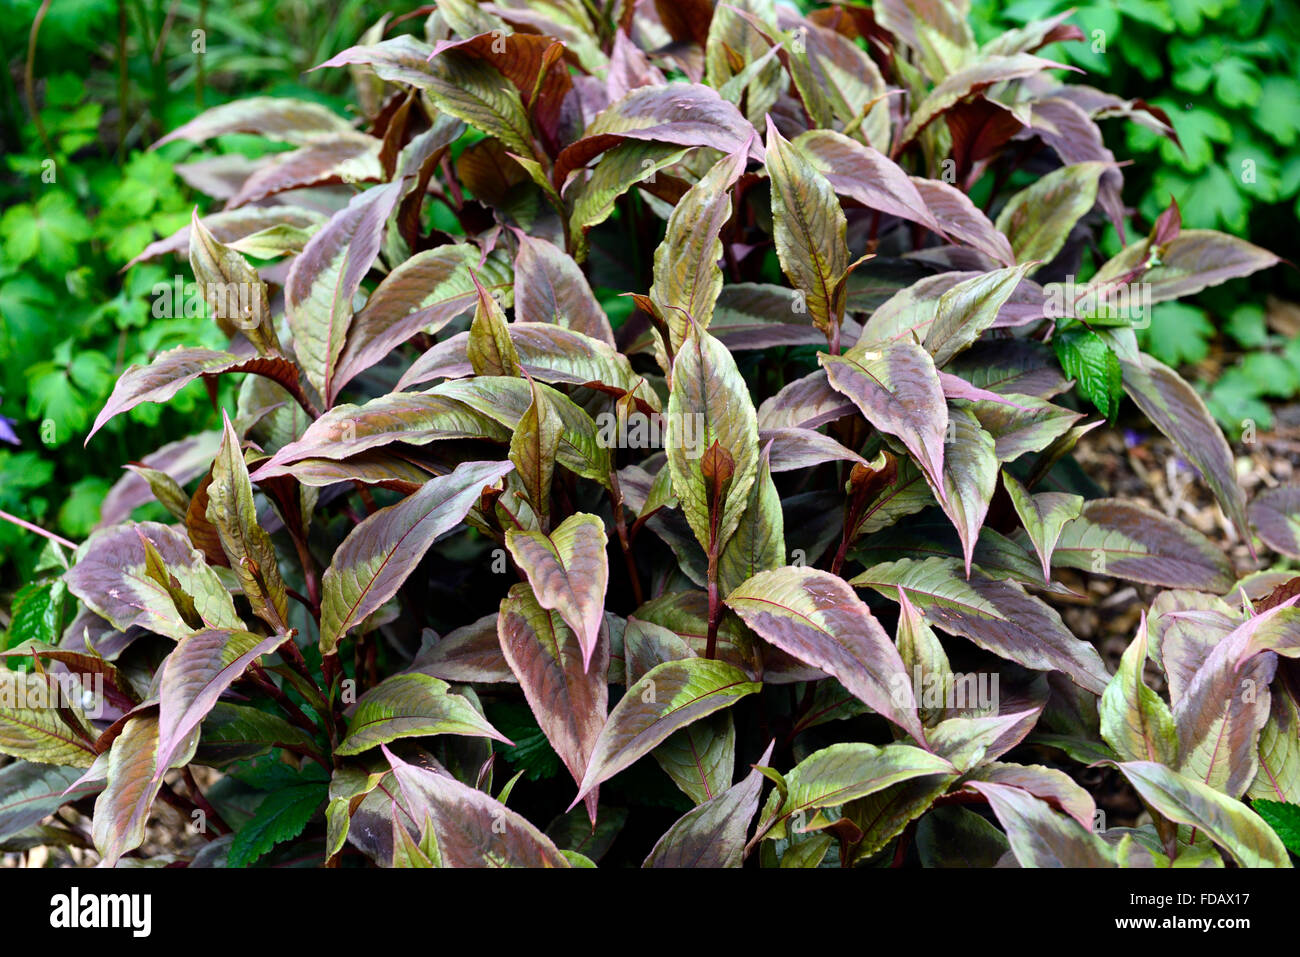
[969,0,1300,435]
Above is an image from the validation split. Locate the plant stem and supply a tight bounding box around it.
[0,509,76,550]
[182,767,231,835]
[608,469,644,606]
[247,664,320,737]
[24,0,53,157]
[157,782,219,841]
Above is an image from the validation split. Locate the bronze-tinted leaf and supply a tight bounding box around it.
[909,176,1015,266]
[1250,485,1300,559]
[553,83,761,191]
[87,349,299,444]
[505,513,610,670]
[286,181,404,403]
[319,460,514,654]
[513,234,615,345]
[331,244,511,402]
[963,779,1113,867]
[498,584,609,821]
[854,557,1110,694]
[797,130,943,234]
[384,746,570,867]
[155,96,365,148]
[643,740,774,867]
[65,522,243,640]
[1120,353,1250,546]
[188,212,279,355]
[92,713,198,867]
[575,658,760,804]
[1172,623,1275,799]
[251,390,509,480]
[821,340,948,495]
[1050,499,1234,592]
[725,566,926,743]
[207,412,289,631]
[939,408,998,575]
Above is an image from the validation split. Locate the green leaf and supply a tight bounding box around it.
[7,580,68,647]
[575,658,761,805]
[651,144,749,350]
[188,211,280,355]
[228,782,327,868]
[757,742,953,840]
[764,117,848,335]
[1100,616,1178,765]
[666,322,760,555]
[0,761,100,841]
[195,703,316,768]
[207,412,289,632]
[1139,302,1212,367]
[653,711,736,806]
[1002,471,1082,581]
[336,673,507,756]
[466,276,521,377]
[1114,760,1291,868]
[0,671,98,767]
[506,376,562,526]
[718,444,785,596]
[1053,326,1122,422]
[1252,800,1300,855]
[995,162,1105,264]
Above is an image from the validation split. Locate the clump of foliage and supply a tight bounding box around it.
[3,0,1298,869]
[970,0,1300,435]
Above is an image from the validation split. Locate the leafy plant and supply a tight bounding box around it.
[3,0,1297,869]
